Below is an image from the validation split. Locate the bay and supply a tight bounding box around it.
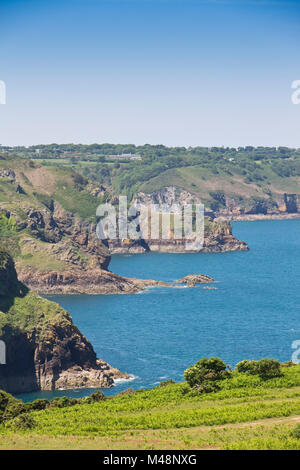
[16,219,300,401]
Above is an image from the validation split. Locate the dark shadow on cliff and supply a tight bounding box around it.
[0,247,29,313]
[0,281,29,313]
[0,324,39,394]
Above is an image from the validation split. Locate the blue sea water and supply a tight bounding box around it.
[16,219,300,402]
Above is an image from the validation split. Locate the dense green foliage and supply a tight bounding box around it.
[236,358,282,378]
[0,361,300,449]
[2,144,299,206]
[184,357,229,389]
[1,363,300,435]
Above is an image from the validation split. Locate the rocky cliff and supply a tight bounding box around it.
[106,187,248,254]
[0,249,130,393]
[0,158,249,294]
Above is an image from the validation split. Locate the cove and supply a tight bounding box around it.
[16,219,300,402]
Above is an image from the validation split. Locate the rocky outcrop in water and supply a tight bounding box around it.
[177,274,215,287]
[107,216,248,254]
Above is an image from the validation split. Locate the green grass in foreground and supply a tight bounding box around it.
[1,366,300,449]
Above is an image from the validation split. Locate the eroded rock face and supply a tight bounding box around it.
[0,249,27,298]
[177,274,215,287]
[6,202,111,270]
[0,250,130,394]
[17,267,145,294]
[106,219,248,254]
[105,187,249,254]
[2,186,247,294]
[0,323,130,393]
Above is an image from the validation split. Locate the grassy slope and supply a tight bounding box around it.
[1,366,300,450]
[17,152,300,205]
[0,291,73,340]
[0,288,75,349]
[0,248,74,339]
[139,164,300,201]
[0,155,101,219]
[0,154,107,271]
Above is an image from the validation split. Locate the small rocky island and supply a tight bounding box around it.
[177,274,215,287]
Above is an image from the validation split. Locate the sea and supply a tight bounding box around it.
[16,219,300,402]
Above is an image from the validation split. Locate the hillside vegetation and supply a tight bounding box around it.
[0,152,249,293]
[0,247,128,393]
[3,144,299,211]
[1,363,300,450]
[0,154,115,290]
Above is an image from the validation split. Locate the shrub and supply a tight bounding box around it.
[184,357,229,388]
[236,360,258,374]
[236,358,282,379]
[30,398,50,410]
[50,396,70,408]
[81,396,93,404]
[69,398,81,406]
[255,358,282,378]
[2,402,27,421]
[90,390,106,402]
[6,413,36,430]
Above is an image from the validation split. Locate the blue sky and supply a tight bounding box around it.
[0,0,299,147]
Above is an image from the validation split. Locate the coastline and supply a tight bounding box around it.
[219,213,300,222]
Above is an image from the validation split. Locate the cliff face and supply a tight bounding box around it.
[0,203,144,294]
[107,222,248,254]
[0,249,129,394]
[107,188,248,254]
[0,160,249,294]
[209,192,299,218]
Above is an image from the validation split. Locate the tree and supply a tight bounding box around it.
[236,358,282,379]
[184,357,228,387]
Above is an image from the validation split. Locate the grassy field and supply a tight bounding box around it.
[1,366,300,450]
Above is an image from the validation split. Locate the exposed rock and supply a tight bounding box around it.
[17,266,144,294]
[177,274,215,287]
[107,220,248,254]
[106,187,249,254]
[0,168,15,181]
[0,249,130,393]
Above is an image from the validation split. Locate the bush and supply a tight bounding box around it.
[184,357,229,388]
[2,402,27,421]
[6,413,36,430]
[236,358,282,379]
[236,360,258,374]
[49,396,70,408]
[255,358,282,378]
[30,398,50,411]
[81,396,93,404]
[90,390,106,402]
[69,398,81,406]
